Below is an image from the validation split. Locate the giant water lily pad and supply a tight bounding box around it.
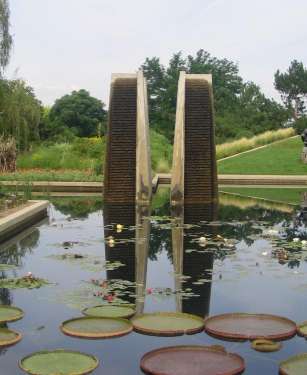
[280,353,307,375]
[82,305,135,319]
[19,349,99,375]
[0,328,22,347]
[0,305,24,323]
[61,316,133,338]
[204,313,296,341]
[140,345,245,375]
[297,321,307,337]
[132,312,204,336]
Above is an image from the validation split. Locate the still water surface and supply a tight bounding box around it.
[1,192,307,374]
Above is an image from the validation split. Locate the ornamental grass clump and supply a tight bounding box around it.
[216,128,295,160]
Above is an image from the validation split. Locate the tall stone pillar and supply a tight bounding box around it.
[171,72,218,205]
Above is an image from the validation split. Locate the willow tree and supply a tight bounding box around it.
[0,79,42,151]
[0,0,12,74]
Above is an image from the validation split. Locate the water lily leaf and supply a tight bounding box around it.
[140,345,245,375]
[61,316,133,339]
[0,328,22,347]
[297,321,307,337]
[82,304,135,319]
[0,305,24,323]
[0,264,18,271]
[19,349,99,375]
[0,277,51,289]
[280,353,307,375]
[251,339,282,352]
[132,312,204,336]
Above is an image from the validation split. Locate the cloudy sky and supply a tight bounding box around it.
[6,0,307,106]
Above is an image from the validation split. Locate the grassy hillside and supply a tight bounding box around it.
[218,136,307,175]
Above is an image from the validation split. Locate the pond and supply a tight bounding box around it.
[1,190,307,374]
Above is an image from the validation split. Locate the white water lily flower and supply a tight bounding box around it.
[198,236,207,244]
[293,238,300,242]
[301,240,307,246]
[116,224,124,233]
[262,251,268,256]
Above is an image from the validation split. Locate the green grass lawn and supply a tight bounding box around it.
[218,136,307,175]
[220,187,305,205]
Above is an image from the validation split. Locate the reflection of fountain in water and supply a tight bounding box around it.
[172,203,218,318]
[103,204,150,314]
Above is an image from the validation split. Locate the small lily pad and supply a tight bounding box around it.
[0,328,22,347]
[19,349,99,375]
[82,305,135,319]
[251,339,282,352]
[0,305,24,323]
[132,312,204,336]
[61,316,133,339]
[297,321,307,337]
[280,353,307,375]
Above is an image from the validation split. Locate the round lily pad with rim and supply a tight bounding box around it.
[19,349,99,375]
[0,328,22,347]
[280,353,307,375]
[204,313,296,341]
[60,316,133,339]
[82,304,135,319]
[132,312,204,336]
[140,345,245,375]
[297,321,307,337]
[0,305,24,323]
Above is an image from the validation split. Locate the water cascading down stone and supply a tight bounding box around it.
[104,71,152,204]
[171,72,218,205]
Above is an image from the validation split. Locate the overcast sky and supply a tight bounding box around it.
[5,0,307,106]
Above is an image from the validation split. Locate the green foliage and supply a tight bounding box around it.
[0,79,42,150]
[293,116,307,134]
[150,129,172,172]
[142,50,289,143]
[0,0,12,73]
[0,276,50,289]
[275,60,307,118]
[48,89,106,138]
[17,137,105,171]
[51,197,102,219]
[218,136,307,175]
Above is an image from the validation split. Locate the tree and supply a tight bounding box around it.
[142,50,288,143]
[49,90,106,138]
[0,0,13,74]
[274,60,307,119]
[0,79,42,150]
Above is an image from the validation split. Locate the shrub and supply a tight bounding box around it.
[293,117,307,135]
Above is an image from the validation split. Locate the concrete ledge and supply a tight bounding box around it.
[0,200,49,243]
[218,174,307,186]
[1,181,103,193]
[2,174,307,194]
